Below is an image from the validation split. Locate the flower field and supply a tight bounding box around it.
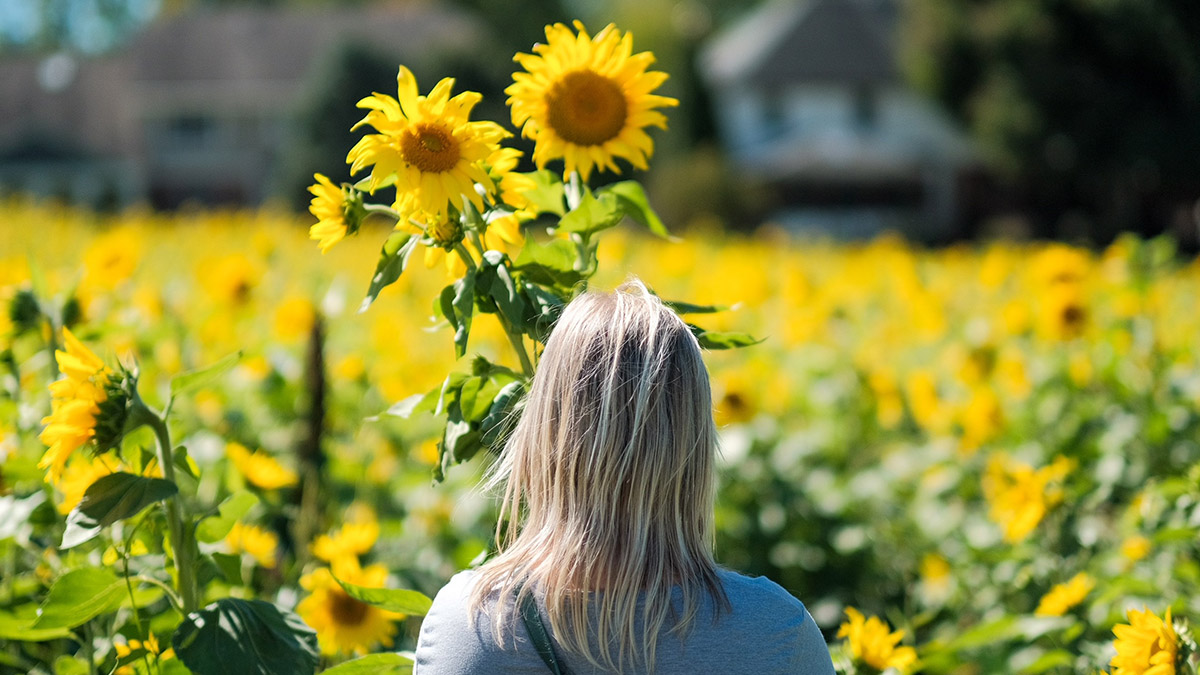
[1,198,1198,673]
[3,19,1200,675]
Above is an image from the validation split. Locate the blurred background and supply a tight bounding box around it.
[2,0,1199,245]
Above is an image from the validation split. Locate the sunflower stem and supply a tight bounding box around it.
[455,243,534,377]
[503,321,535,378]
[453,243,478,273]
[363,203,404,221]
[131,393,199,614]
[467,230,486,255]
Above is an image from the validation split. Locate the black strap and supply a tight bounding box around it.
[519,590,571,675]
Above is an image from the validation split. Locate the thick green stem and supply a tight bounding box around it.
[45,317,60,380]
[502,319,535,378]
[134,397,199,613]
[455,243,534,377]
[82,621,95,674]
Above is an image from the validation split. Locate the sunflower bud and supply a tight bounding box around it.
[422,212,464,250]
[91,364,135,455]
[340,183,367,238]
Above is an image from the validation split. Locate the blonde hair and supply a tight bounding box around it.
[468,280,727,671]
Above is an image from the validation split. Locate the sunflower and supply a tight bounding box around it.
[506,21,679,181]
[311,519,379,566]
[226,522,279,569]
[297,559,400,656]
[483,146,534,251]
[308,174,364,254]
[225,442,298,490]
[347,67,509,218]
[1111,607,1179,675]
[39,329,114,483]
[982,453,1073,543]
[837,607,918,673]
[1034,572,1094,616]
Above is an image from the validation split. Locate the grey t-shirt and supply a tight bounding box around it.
[413,568,836,674]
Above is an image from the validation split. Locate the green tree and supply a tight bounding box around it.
[901,0,1200,241]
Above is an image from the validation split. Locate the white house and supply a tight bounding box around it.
[699,0,976,239]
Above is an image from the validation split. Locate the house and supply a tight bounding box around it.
[0,4,484,208]
[698,0,976,239]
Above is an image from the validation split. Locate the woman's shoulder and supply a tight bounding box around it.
[715,567,811,616]
[702,569,834,674]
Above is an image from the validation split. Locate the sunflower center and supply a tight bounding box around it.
[400,123,461,173]
[329,589,369,626]
[545,70,628,146]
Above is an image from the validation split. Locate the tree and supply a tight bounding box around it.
[900,0,1200,241]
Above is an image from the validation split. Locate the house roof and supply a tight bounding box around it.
[701,0,897,87]
[126,4,482,83]
[0,3,483,157]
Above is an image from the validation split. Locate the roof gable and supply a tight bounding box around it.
[702,0,896,87]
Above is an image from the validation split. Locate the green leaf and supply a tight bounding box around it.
[0,607,72,641]
[458,377,485,422]
[443,398,481,464]
[519,170,566,216]
[170,351,243,398]
[1018,649,1074,674]
[451,270,476,358]
[558,190,624,235]
[360,232,419,313]
[321,653,413,674]
[942,615,1020,651]
[158,660,194,675]
[689,325,764,350]
[195,491,260,544]
[520,282,566,341]
[211,552,244,585]
[433,371,471,416]
[481,381,526,450]
[662,299,727,315]
[514,240,583,289]
[383,387,440,420]
[598,180,671,238]
[334,578,433,616]
[172,598,318,675]
[460,377,503,423]
[62,472,179,549]
[33,567,125,629]
[53,655,88,675]
[479,251,528,330]
[174,445,200,482]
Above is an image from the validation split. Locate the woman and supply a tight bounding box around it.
[415,282,834,674]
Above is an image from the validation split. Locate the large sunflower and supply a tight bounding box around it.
[39,328,112,483]
[347,67,509,218]
[506,21,679,181]
[297,560,400,656]
[1111,606,1179,675]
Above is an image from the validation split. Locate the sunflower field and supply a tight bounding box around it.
[2,20,1200,675]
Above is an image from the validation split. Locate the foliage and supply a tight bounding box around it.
[899,0,1200,239]
[3,200,1200,672]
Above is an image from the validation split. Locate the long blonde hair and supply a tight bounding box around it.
[467,280,726,671]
